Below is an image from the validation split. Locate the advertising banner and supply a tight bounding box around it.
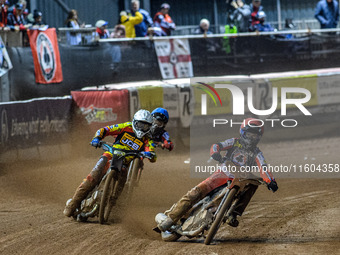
[28,28,63,84]
[0,96,72,151]
[71,90,130,131]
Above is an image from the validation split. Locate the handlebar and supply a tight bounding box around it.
[207,156,227,164]
[98,141,142,158]
[96,141,154,160]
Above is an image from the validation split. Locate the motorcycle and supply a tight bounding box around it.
[154,157,266,245]
[72,141,145,224]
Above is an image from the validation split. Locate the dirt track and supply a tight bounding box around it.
[0,137,339,255]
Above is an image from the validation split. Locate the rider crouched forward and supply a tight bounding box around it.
[151,107,174,151]
[64,109,157,217]
[156,118,278,231]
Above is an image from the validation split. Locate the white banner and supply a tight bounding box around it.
[0,36,13,77]
[154,39,193,79]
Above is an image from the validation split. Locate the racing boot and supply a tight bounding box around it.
[225,212,239,227]
[155,213,174,232]
[63,179,95,217]
[157,186,203,232]
[63,156,109,217]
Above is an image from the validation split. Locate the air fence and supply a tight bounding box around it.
[1,29,340,162]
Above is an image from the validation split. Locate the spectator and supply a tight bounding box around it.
[111,24,126,38]
[230,0,251,32]
[109,25,125,73]
[0,1,9,29]
[315,0,339,29]
[95,20,110,39]
[18,0,28,22]
[119,10,143,38]
[146,26,166,36]
[193,18,219,53]
[7,3,28,31]
[249,0,263,29]
[153,3,176,36]
[194,18,212,35]
[251,11,274,32]
[65,9,83,45]
[27,9,47,28]
[131,0,153,37]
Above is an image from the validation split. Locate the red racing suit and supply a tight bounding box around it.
[199,137,275,215]
[152,127,174,151]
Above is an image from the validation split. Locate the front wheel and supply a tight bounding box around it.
[204,188,237,245]
[125,158,142,201]
[99,170,119,224]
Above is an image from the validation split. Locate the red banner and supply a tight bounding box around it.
[28,28,63,84]
[71,90,130,132]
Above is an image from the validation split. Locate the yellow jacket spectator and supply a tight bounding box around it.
[120,10,143,38]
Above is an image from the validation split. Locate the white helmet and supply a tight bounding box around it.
[132,109,153,138]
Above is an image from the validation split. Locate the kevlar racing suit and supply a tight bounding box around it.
[165,138,276,224]
[152,127,174,151]
[64,122,156,217]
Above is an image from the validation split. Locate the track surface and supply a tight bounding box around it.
[0,137,339,255]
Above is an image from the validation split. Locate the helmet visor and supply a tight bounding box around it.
[135,121,152,132]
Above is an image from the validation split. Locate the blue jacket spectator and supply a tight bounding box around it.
[315,0,339,29]
[131,0,153,37]
[251,11,274,32]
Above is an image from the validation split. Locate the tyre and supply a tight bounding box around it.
[204,188,237,245]
[161,231,181,242]
[99,170,119,224]
[125,158,141,201]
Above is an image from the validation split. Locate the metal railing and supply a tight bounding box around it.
[55,26,340,45]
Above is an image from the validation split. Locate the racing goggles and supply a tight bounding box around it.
[153,119,165,128]
[245,132,261,141]
[135,121,152,132]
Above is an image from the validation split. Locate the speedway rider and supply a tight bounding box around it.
[63,109,156,217]
[151,107,174,151]
[156,118,278,233]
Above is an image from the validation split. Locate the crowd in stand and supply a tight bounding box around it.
[1,0,339,44]
[0,0,47,31]
[90,1,177,40]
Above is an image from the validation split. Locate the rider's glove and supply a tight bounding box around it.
[267,180,278,192]
[211,152,222,163]
[141,151,154,159]
[163,140,174,151]
[91,137,100,148]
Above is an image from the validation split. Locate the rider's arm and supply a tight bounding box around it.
[143,138,157,163]
[210,138,235,155]
[93,122,132,140]
[255,151,278,192]
[161,131,174,151]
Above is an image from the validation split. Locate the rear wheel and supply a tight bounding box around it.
[99,170,119,224]
[204,188,237,245]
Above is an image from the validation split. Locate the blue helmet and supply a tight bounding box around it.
[151,107,169,124]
